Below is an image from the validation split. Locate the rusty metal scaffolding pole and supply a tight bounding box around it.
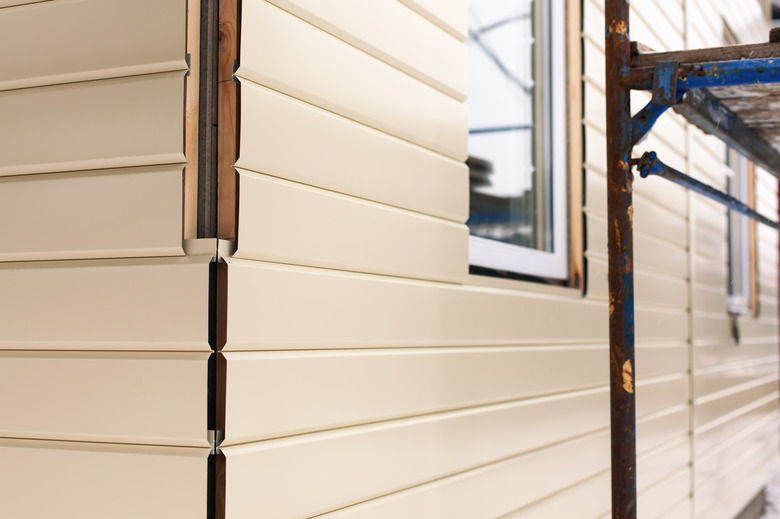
[605,0,637,518]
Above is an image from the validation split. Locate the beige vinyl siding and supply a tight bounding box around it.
[234,169,468,282]
[235,80,468,222]
[0,438,208,519]
[0,1,209,516]
[0,166,184,261]
[0,257,210,351]
[683,1,780,514]
[0,351,210,446]
[222,0,684,516]
[237,0,467,161]
[0,71,186,177]
[260,0,468,100]
[0,0,186,91]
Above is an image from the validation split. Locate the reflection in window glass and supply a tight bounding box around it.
[467,0,546,251]
[726,149,756,315]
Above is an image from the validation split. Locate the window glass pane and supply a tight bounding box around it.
[726,149,754,314]
[466,0,548,252]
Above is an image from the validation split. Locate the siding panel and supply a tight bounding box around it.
[223,388,610,519]
[236,80,468,222]
[0,0,186,91]
[395,0,468,40]
[237,0,467,160]
[224,259,607,350]
[0,166,184,261]
[0,72,185,177]
[263,0,467,99]
[314,430,610,519]
[0,351,209,446]
[0,258,210,351]
[234,169,468,282]
[0,439,208,519]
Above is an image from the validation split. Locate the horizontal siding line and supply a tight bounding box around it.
[222,338,610,353]
[0,160,187,182]
[308,427,612,519]
[693,337,778,348]
[235,75,463,167]
[585,210,689,254]
[645,0,684,37]
[694,416,780,488]
[222,386,611,449]
[0,248,185,264]
[582,75,606,96]
[0,60,188,94]
[585,172,690,226]
[693,373,779,407]
[585,0,604,16]
[637,402,688,426]
[582,31,605,54]
[586,252,689,286]
[0,156,186,180]
[692,308,778,325]
[229,254,466,286]
[584,295,688,315]
[395,0,466,42]
[693,355,779,377]
[695,410,780,461]
[0,252,205,270]
[0,1,53,10]
[637,372,689,389]
[506,469,611,519]
[262,0,466,101]
[226,256,604,305]
[583,119,606,138]
[629,5,683,52]
[585,251,690,285]
[0,434,210,451]
[225,343,612,359]
[694,391,779,435]
[236,164,465,225]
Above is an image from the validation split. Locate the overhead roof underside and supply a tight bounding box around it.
[632,40,780,177]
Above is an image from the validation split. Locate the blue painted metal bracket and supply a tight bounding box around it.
[634,151,780,231]
[631,90,686,146]
[624,57,780,91]
[652,61,679,106]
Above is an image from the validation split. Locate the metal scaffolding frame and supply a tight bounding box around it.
[605,2,780,517]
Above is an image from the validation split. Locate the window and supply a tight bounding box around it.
[726,149,757,315]
[466,0,568,280]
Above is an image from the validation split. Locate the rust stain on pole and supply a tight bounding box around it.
[606,0,637,518]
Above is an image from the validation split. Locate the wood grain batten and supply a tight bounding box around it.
[224,259,607,350]
[0,166,184,261]
[0,0,187,92]
[0,439,209,519]
[0,72,186,177]
[0,258,211,351]
[222,388,609,518]
[0,351,210,447]
[234,170,468,283]
[263,0,467,100]
[237,0,467,161]
[222,345,608,444]
[236,81,467,222]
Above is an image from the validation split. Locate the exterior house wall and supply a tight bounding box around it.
[0,0,777,517]
[0,1,211,517]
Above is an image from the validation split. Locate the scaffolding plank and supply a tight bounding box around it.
[632,41,780,68]
[672,88,780,178]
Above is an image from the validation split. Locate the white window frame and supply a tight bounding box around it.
[468,0,568,280]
